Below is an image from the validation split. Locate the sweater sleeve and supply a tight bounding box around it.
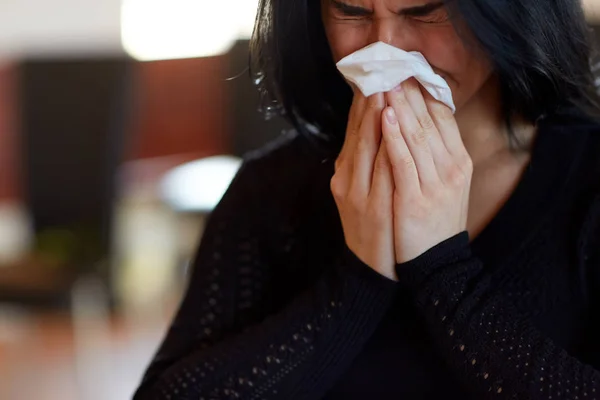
[395,226,600,398]
[133,156,397,400]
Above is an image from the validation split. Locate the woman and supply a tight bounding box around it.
[135,0,600,398]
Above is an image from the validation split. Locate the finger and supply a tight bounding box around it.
[381,106,420,192]
[424,90,471,170]
[337,92,367,171]
[349,93,384,197]
[333,91,368,201]
[404,84,455,179]
[386,81,439,187]
[370,140,395,200]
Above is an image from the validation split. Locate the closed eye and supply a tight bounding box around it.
[411,8,449,24]
[401,2,449,23]
[329,0,372,18]
[328,0,450,24]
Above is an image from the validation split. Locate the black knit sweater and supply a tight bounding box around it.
[135,111,600,399]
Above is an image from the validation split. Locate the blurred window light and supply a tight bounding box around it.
[121,0,259,61]
[161,156,243,213]
[236,0,260,39]
[584,0,600,22]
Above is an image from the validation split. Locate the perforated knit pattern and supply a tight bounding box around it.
[134,134,398,400]
[135,124,600,399]
[396,229,600,399]
[147,242,394,400]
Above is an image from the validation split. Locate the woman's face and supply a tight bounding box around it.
[321,0,494,111]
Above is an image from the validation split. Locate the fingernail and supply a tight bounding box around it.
[385,107,397,124]
[392,85,403,93]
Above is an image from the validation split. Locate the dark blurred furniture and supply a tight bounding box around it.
[0,58,133,309]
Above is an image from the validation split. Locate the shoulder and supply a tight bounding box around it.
[243,129,333,170]
[227,129,335,207]
[540,111,600,194]
[557,115,600,270]
[244,130,315,167]
[225,130,340,262]
[539,112,600,293]
[577,192,600,299]
[568,120,600,189]
[239,129,334,187]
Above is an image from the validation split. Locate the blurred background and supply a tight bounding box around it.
[0,1,598,399]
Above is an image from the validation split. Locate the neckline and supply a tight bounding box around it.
[469,118,588,270]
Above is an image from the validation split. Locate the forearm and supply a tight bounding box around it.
[397,232,600,398]
[135,248,397,400]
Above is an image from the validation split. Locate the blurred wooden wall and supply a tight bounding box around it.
[0,56,230,203]
[0,64,20,201]
[129,56,229,160]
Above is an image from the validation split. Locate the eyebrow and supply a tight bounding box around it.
[329,0,446,17]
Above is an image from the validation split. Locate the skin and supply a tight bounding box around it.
[323,0,538,280]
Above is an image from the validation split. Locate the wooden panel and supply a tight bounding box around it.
[0,56,231,202]
[0,63,20,201]
[128,56,229,161]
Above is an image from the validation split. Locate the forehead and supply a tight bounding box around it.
[328,0,444,7]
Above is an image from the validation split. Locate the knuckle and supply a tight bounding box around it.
[391,92,408,107]
[374,155,390,173]
[334,153,346,169]
[461,154,474,173]
[418,115,436,131]
[366,98,378,110]
[390,155,414,173]
[367,101,382,113]
[400,155,415,169]
[366,93,384,111]
[447,167,466,187]
[330,176,345,199]
[409,127,428,145]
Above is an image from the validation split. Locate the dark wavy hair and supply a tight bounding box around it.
[250,0,600,152]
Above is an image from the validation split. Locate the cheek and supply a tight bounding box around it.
[422,35,493,106]
[420,32,469,81]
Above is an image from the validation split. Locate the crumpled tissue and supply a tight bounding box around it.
[336,41,455,113]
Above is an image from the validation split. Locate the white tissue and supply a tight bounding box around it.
[336,41,455,113]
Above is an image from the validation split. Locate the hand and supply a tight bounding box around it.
[383,79,473,264]
[331,91,397,281]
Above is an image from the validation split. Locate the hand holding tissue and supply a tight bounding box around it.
[336,41,456,113]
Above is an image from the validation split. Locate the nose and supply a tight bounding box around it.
[369,17,418,51]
